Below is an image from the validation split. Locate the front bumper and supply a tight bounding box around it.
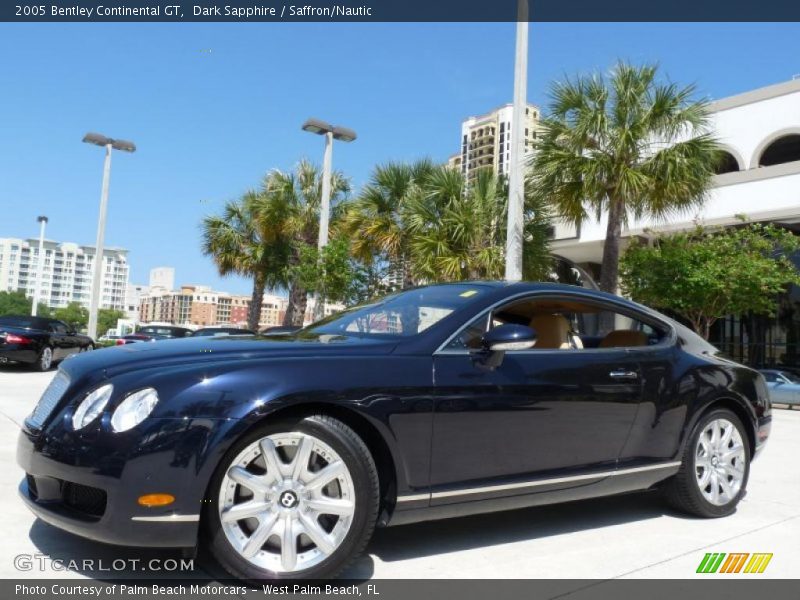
[16,419,213,548]
[754,414,772,459]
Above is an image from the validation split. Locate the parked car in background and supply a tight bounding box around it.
[137,325,193,340]
[98,334,121,343]
[17,282,771,580]
[260,325,302,336]
[191,327,256,337]
[759,369,800,407]
[115,334,155,346]
[0,315,94,371]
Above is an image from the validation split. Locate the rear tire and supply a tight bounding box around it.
[204,414,379,581]
[32,346,53,372]
[663,408,750,518]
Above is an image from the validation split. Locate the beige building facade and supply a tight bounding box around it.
[449,102,542,180]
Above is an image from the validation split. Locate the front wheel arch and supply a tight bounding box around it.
[203,402,399,529]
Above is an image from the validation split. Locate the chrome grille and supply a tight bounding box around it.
[27,371,70,429]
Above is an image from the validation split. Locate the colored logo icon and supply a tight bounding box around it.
[696,553,773,574]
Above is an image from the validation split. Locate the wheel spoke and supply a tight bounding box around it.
[260,438,288,482]
[722,444,744,461]
[307,496,355,517]
[723,461,744,479]
[717,473,734,499]
[299,511,336,554]
[242,512,279,558]
[719,423,733,449]
[221,500,271,523]
[280,514,297,571]
[306,461,345,492]
[291,436,313,482]
[709,472,720,503]
[228,466,271,495]
[696,467,711,488]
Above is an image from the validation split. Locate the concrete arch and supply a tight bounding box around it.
[750,127,800,168]
[715,144,746,174]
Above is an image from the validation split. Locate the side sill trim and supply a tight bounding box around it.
[396,461,681,504]
[131,514,200,522]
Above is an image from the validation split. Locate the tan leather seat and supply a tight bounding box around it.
[529,314,579,349]
[598,330,648,348]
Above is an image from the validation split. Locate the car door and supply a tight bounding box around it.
[430,293,645,503]
[48,321,71,360]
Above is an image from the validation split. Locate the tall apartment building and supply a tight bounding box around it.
[448,103,542,180]
[0,238,129,311]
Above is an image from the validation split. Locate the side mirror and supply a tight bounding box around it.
[481,324,537,352]
[472,324,537,370]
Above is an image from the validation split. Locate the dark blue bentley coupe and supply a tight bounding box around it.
[17,282,771,580]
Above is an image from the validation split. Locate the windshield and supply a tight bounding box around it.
[780,371,800,384]
[301,284,493,339]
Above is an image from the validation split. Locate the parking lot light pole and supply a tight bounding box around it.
[301,118,356,322]
[82,133,136,340]
[31,215,48,317]
[505,0,529,282]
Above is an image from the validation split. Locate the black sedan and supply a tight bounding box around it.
[0,315,94,371]
[16,282,771,580]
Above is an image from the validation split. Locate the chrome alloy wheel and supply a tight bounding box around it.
[40,347,52,370]
[694,418,746,506]
[218,432,356,574]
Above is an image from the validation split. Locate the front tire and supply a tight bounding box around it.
[663,408,750,518]
[205,415,379,581]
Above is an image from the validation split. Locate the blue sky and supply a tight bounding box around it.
[1,22,799,295]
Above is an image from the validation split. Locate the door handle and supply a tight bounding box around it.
[609,369,638,380]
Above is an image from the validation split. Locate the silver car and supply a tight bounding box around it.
[760,369,800,407]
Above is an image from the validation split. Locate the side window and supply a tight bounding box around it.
[442,296,670,352]
[574,307,667,349]
[762,371,778,383]
[51,322,67,334]
[444,313,490,350]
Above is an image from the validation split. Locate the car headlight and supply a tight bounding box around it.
[110,387,159,432]
[72,384,114,430]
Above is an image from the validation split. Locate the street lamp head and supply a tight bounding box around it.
[111,139,136,153]
[37,215,48,224]
[301,118,334,135]
[82,132,136,152]
[83,132,111,147]
[332,126,357,142]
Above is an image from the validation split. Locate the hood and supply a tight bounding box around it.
[60,334,398,379]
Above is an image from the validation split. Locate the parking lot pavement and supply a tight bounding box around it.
[1,364,798,581]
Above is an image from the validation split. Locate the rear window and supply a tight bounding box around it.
[0,316,48,330]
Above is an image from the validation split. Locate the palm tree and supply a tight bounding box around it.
[530,62,721,294]
[255,159,350,326]
[340,159,435,290]
[405,166,552,282]
[201,192,287,330]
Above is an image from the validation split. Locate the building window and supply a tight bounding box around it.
[759,134,800,167]
[714,151,741,175]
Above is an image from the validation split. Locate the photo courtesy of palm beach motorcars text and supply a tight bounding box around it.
[2,0,800,599]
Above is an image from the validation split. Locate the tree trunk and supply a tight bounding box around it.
[401,256,415,290]
[599,197,625,295]
[283,282,308,327]
[247,273,266,331]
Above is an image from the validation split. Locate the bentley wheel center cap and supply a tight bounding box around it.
[279,490,299,509]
